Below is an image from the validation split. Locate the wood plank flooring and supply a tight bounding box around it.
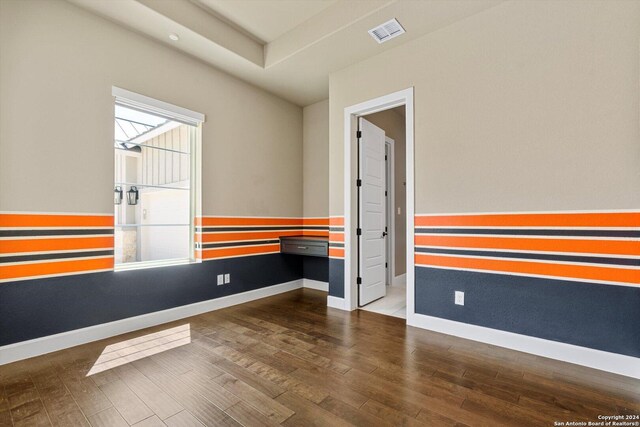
[1,288,638,426]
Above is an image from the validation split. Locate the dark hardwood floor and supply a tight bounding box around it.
[1,288,638,426]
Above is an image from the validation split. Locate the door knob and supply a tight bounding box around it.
[382,231,388,237]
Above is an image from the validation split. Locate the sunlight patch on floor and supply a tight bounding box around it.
[86,323,191,376]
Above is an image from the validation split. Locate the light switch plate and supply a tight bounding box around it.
[455,291,464,306]
[224,274,230,284]
[217,274,224,285]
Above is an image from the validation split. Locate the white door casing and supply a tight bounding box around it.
[358,117,387,306]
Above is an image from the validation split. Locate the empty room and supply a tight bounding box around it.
[0,0,638,426]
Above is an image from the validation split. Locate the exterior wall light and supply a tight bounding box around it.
[127,186,139,205]
[114,186,123,205]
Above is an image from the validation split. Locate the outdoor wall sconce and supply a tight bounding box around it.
[127,186,139,205]
[114,186,123,205]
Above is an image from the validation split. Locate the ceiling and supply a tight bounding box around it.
[194,0,337,43]
[67,0,504,106]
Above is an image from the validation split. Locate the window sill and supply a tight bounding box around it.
[114,258,196,272]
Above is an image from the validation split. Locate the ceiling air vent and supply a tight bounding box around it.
[368,18,405,44]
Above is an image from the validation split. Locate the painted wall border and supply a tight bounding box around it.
[408,312,640,379]
[0,279,303,365]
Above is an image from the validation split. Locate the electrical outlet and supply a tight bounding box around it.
[455,291,464,306]
[224,273,230,284]
[217,274,224,286]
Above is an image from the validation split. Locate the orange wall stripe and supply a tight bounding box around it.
[415,254,640,285]
[202,244,280,259]
[329,232,344,242]
[301,231,329,237]
[329,217,344,226]
[415,212,640,228]
[414,235,640,256]
[329,248,344,258]
[0,213,113,228]
[0,257,114,281]
[1,237,114,254]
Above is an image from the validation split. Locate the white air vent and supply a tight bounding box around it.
[368,18,405,44]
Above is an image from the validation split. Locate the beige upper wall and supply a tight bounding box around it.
[329,0,640,215]
[302,99,329,218]
[0,0,302,217]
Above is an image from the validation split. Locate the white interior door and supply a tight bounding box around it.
[358,117,386,306]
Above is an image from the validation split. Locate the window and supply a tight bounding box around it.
[112,87,203,270]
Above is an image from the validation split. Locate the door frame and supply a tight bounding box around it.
[385,137,395,286]
[343,88,414,319]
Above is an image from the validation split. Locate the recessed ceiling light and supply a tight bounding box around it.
[169,33,180,41]
[368,18,405,44]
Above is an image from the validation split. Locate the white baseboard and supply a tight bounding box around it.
[327,295,348,310]
[407,312,640,379]
[302,279,328,292]
[392,273,406,287]
[0,279,303,366]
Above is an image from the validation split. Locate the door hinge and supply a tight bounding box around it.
[385,190,387,196]
[356,130,362,138]
[385,262,388,268]
[356,228,362,236]
[385,155,387,160]
[356,179,362,187]
[357,277,362,285]
[385,226,388,232]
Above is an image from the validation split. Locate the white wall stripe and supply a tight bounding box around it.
[196,228,327,233]
[0,227,114,230]
[0,248,115,257]
[414,252,639,269]
[198,215,327,219]
[414,209,640,216]
[0,211,113,216]
[414,245,640,259]
[201,242,281,251]
[0,235,115,241]
[413,234,639,241]
[414,226,639,231]
[201,251,280,261]
[0,255,114,267]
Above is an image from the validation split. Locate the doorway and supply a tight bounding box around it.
[340,88,414,321]
[357,107,407,318]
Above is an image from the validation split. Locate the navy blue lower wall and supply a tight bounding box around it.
[329,258,344,298]
[302,256,328,282]
[0,253,302,346]
[415,267,640,358]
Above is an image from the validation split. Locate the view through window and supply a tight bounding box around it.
[114,104,194,268]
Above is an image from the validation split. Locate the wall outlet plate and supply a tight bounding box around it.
[217,274,224,286]
[224,273,230,284]
[455,291,464,306]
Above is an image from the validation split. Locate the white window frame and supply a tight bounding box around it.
[112,86,204,271]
